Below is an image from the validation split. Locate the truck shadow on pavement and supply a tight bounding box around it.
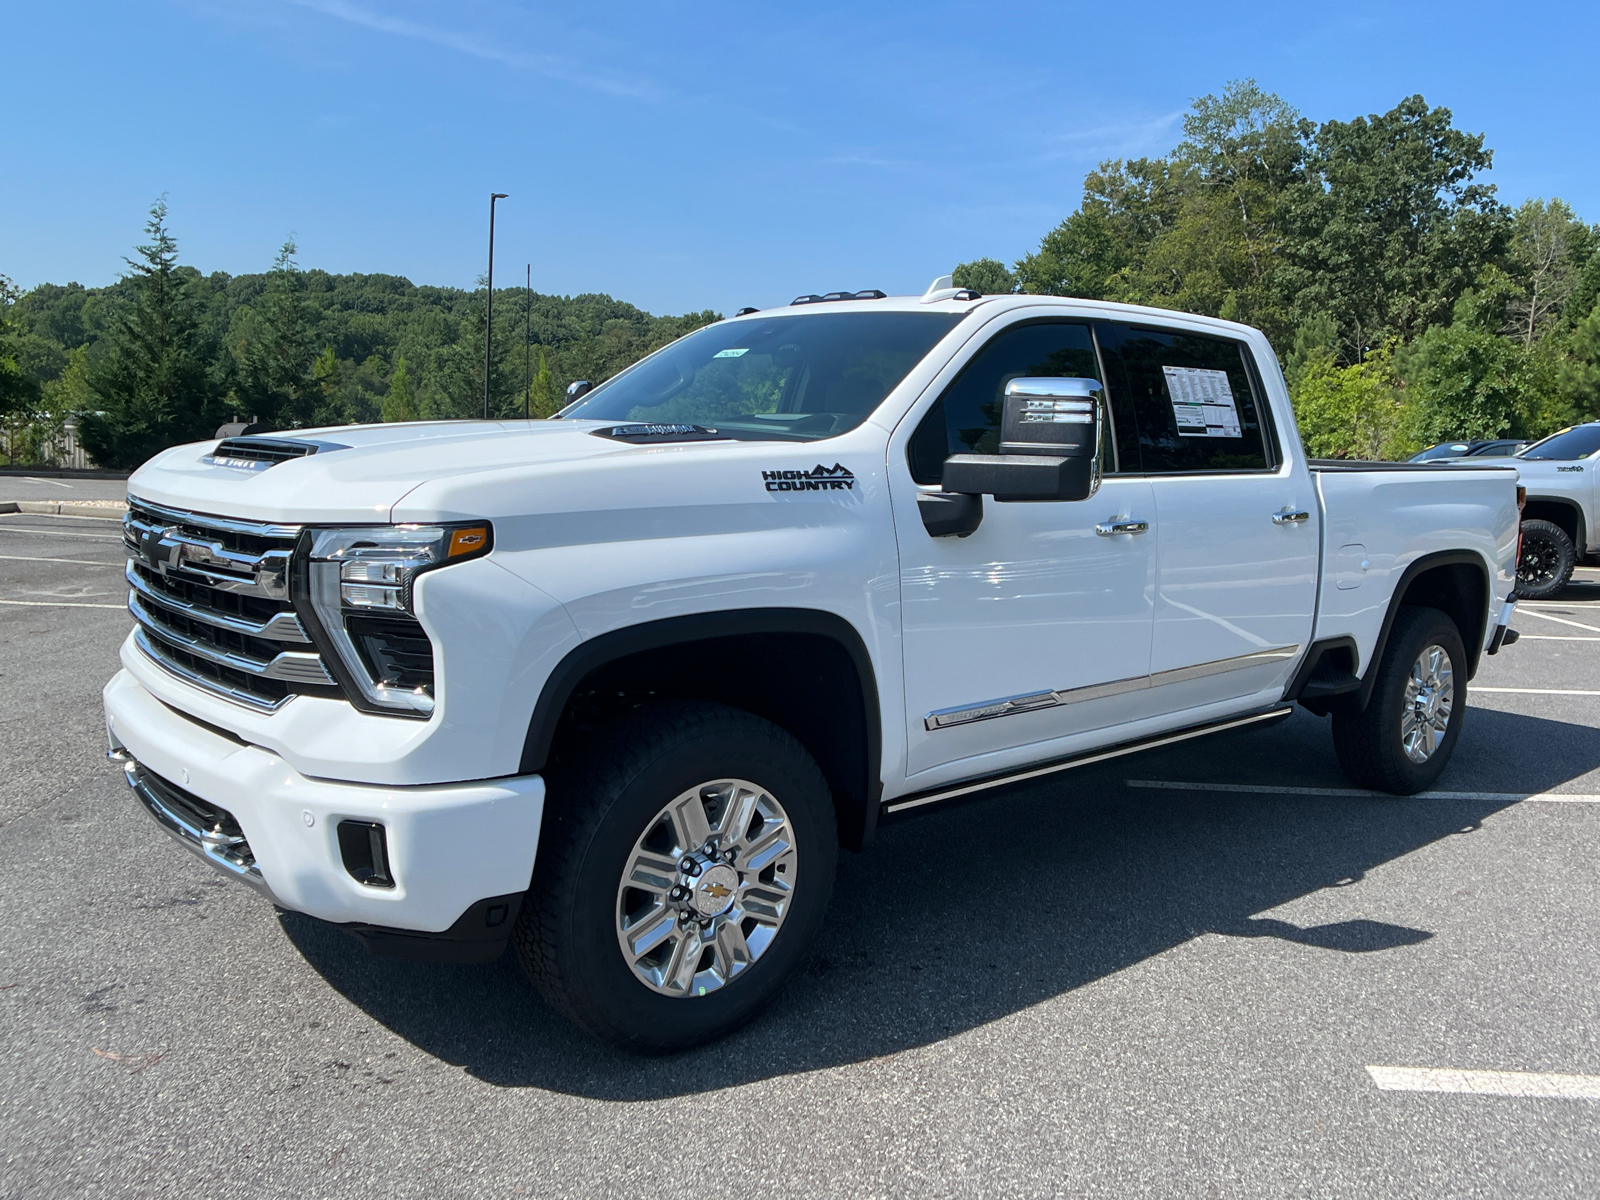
[281,703,1598,1099]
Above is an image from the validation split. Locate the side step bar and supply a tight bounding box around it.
[882,706,1294,816]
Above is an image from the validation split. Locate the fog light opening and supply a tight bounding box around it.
[337,820,395,888]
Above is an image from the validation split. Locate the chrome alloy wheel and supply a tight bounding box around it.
[615,779,797,998]
[1400,643,1455,764]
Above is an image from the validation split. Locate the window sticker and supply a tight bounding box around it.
[713,348,749,359]
[1162,365,1241,438]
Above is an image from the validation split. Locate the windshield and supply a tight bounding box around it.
[1519,425,1600,461]
[1410,443,1472,461]
[559,311,965,441]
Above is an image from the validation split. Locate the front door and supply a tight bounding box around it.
[891,317,1157,781]
[1096,321,1317,711]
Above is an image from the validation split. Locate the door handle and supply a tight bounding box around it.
[1272,509,1311,525]
[1096,519,1149,537]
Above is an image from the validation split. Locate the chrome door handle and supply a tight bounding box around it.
[1096,519,1149,537]
[1272,509,1311,525]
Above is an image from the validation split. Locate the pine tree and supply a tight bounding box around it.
[79,199,222,470]
[530,350,556,417]
[230,239,317,427]
[383,354,417,421]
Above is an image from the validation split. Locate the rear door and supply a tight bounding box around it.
[1097,321,1317,712]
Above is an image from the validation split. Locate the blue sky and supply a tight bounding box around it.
[4,1,1598,316]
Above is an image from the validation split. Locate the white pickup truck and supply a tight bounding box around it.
[104,281,1521,1050]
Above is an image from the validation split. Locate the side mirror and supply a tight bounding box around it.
[566,380,593,403]
[942,377,1102,502]
[918,377,1103,537]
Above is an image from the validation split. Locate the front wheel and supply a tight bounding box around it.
[513,701,837,1052]
[1517,518,1575,600]
[1332,606,1466,795]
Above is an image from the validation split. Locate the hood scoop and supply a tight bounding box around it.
[205,436,349,472]
[590,423,729,444]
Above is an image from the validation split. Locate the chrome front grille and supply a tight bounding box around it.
[124,500,338,710]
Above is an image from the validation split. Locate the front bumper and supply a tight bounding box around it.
[104,669,545,936]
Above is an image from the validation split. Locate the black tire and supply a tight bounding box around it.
[1517,518,1575,600]
[513,700,837,1052]
[1332,606,1466,795]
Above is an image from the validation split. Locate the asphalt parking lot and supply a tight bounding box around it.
[2,508,1597,1199]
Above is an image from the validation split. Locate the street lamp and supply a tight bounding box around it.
[485,192,508,420]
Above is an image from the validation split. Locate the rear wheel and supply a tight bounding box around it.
[1517,518,1575,600]
[514,700,836,1052]
[1332,606,1466,795]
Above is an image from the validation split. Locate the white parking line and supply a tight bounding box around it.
[1515,635,1600,641]
[1475,687,1600,696]
[1367,1066,1600,1099]
[0,554,125,566]
[0,599,126,610]
[0,511,123,522]
[0,527,123,541]
[1124,780,1600,803]
[1516,609,1600,633]
[21,476,75,489]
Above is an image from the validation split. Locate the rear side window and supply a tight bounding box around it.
[908,321,1104,484]
[1097,323,1273,473]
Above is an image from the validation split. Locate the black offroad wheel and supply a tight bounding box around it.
[1517,518,1575,600]
[514,700,837,1052]
[1332,606,1466,795]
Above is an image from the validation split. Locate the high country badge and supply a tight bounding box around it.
[763,464,856,492]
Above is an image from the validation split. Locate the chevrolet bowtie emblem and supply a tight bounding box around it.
[139,525,176,572]
[702,883,732,900]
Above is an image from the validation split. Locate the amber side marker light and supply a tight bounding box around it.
[448,526,491,558]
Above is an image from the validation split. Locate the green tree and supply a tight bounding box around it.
[382,354,417,422]
[230,239,317,426]
[1,275,44,462]
[1562,247,1600,333]
[951,258,1017,295]
[1285,312,1340,388]
[1505,199,1590,345]
[528,349,556,417]
[1403,323,1524,443]
[1287,95,1510,354]
[1014,80,1304,343]
[79,200,222,470]
[1556,298,1600,423]
[1290,344,1415,460]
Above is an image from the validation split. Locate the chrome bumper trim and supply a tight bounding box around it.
[115,750,278,902]
[925,645,1301,730]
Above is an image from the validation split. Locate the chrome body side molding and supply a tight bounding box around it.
[924,645,1300,730]
[887,706,1293,814]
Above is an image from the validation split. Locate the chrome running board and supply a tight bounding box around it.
[884,706,1294,815]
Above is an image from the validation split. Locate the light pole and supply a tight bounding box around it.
[484,192,508,420]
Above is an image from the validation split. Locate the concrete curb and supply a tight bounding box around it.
[0,500,129,519]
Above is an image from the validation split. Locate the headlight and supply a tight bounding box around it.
[300,522,492,717]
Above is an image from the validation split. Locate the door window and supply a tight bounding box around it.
[908,321,1108,484]
[1097,323,1274,473]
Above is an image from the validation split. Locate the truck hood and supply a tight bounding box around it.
[126,420,647,523]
